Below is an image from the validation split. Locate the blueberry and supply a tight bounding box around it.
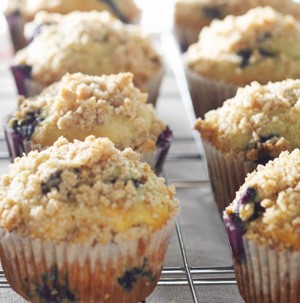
[236,48,253,68]
[202,6,224,19]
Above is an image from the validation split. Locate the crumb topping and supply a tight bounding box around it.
[9,72,165,153]
[225,149,300,250]
[175,0,300,29]
[0,136,179,244]
[14,11,162,88]
[185,7,300,85]
[5,0,140,22]
[195,79,300,162]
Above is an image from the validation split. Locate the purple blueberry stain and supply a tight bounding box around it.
[23,266,78,303]
[118,258,155,292]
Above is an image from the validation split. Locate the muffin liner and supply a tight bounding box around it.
[174,25,200,52]
[185,65,238,118]
[4,11,27,53]
[4,118,172,174]
[202,139,257,212]
[0,218,176,303]
[10,64,163,107]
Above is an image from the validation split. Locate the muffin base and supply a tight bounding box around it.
[185,66,238,118]
[202,139,256,212]
[233,237,300,303]
[0,219,175,303]
[174,25,200,52]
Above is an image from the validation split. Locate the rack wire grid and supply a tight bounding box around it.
[0,33,238,302]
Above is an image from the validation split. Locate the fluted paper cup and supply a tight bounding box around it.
[185,66,238,118]
[202,139,257,212]
[4,11,27,53]
[0,218,176,303]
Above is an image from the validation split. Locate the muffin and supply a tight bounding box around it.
[0,135,179,303]
[184,6,300,118]
[4,0,141,51]
[4,72,172,173]
[195,79,300,211]
[175,0,300,51]
[224,149,300,303]
[11,10,163,106]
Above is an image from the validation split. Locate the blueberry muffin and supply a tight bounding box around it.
[224,149,300,303]
[5,72,171,172]
[195,79,300,211]
[184,6,300,117]
[11,11,163,105]
[5,0,141,51]
[0,135,179,303]
[175,0,300,50]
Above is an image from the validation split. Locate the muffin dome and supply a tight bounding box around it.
[185,7,300,86]
[5,0,140,23]
[224,148,300,250]
[13,11,162,90]
[9,72,165,153]
[195,79,300,164]
[0,135,179,244]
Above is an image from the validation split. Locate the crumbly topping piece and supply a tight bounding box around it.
[14,11,162,88]
[175,0,300,29]
[0,136,179,244]
[185,7,300,85]
[225,149,300,250]
[195,79,300,163]
[5,0,140,22]
[10,72,165,153]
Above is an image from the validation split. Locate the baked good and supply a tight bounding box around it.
[0,135,179,303]
[224,149,300,302]
[5,0,141,51]
[11,10,163,106]
[5,72,172,173]
[175,0,300,51]
[195,79,300,211]
[184,6,300,117]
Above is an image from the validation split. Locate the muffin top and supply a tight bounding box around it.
[9,72,165,153]
[14,11,162,88]
[6,0,140,23]
[195,79,300,163]
[224,149,300,250]
[185,7,300,85]
[0,136,179,244]
[175,0,300,29]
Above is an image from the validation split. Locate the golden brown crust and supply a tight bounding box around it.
[225,149,300,250]
[0,136,179,244]
[14,11,162,88]
[185,7,300,85]
[195,79,300,161]
[10,72,165,153]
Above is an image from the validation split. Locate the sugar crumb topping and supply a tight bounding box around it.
[10,72,165,152]
[14,11,162,87]
[225,149,300,250]
[0,136,179,244]
[195,79,300,162]
[185,7,300,85]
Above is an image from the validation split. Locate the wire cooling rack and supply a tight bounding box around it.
[0,33,238,303]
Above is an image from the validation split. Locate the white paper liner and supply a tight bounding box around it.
[233,237,300,303]
[202,139,257,212]
[142,68,164,107]
[185,65,238,118]
[0,218,176,303]
[174,25,200,52]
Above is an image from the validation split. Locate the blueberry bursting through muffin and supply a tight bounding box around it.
[236,32,276,68]
[224,187,265,262]
[10,109,44,139]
